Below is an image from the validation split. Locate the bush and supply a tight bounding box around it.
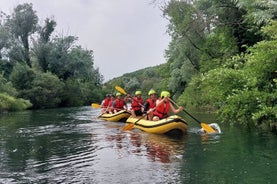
[0,74,18,97]
[0,93,32,112]
[21,72,64,109]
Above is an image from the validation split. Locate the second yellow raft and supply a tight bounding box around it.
[126,115,188,136]
[98,110,131,122]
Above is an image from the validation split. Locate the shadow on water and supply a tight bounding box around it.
[0,107,276,183]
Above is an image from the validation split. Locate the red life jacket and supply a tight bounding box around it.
[147,98,156,109]
[153,99,170,119]
[114,99,125,110]
[102,98,110,108]
[108,100,113,107]
[131,97,143,111]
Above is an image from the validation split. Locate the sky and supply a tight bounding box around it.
[0,0,171,81]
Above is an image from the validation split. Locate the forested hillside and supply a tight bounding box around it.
[106,0,277,132]
[0,3,104,111]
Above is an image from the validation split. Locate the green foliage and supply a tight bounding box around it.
[0,93,32,112]
[9,63,36,90]
[179,68,250,108]
[66,46,98,82]
[47,36,77,79]
[219,90,260,126]
[61,79,98,107]
[178,21,277,131]
[0,59,14,79]
[0,66,32,112]
[234,0,277,26]
[244,27,277,92]
[202,68,251,106]
[201,27,239,72]
[32,17,56,72]
[105,65,167,97]
[252,105,277,131]
[60,79,83,107]
[0,73,18,97]
[0,24,10,59]
[21,72,64,109]
[218,90,277,129]
[6,3,38,67]
[0,3,104,110]
[178,74,206,109]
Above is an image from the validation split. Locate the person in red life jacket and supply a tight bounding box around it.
[130,90,144,118]
[100,94,111,113]
[110,92,128,113]
[143,89,157,120]
[152,91,183,121]
[124,93,133,103]
[107,94,115,114]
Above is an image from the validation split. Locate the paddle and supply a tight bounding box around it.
[91,103,124,112]
[169,98,216,133]
[115,85,144,106]
[122,114,147,131]
[115,86,128,95]
[91,103,101,108]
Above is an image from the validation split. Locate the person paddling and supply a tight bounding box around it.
[100,94,111,113]
[143,89,157,120]
[130,90,144,118]
[108,94,115,114]
[151,91,183,121]
[110,92,128,113]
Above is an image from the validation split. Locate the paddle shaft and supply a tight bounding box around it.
[134,114,147,124]
[133,107,155,125]
[93,104,127,112]
[169,99,201,124]
[115,86,144,107]
[122,115,145,131]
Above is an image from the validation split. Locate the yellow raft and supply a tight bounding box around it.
[126,115,188,136]
[98,110,131,122]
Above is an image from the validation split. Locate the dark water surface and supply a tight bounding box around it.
[0,106,276,184]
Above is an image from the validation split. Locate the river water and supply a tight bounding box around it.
[0,106,276,184]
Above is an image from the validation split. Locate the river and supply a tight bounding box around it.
[0,106,276,184]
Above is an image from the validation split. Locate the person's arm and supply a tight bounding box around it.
[169,102,183,114]
[147,98,163,114]
[155,98,164,107]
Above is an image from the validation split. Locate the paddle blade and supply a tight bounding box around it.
[91,103,101,108]
[122,123,135,131]
[115,86,127,95]
[201,123,216,133]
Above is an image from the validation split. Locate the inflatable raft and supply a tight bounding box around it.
[98,110,131,122]
[126,115,188,136]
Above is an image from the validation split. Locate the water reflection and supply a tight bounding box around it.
[104,129,186,164]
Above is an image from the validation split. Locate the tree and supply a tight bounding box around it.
[47,35,77,79]
[32,18,57,72]
[0,3,105,109]
[21,72,64,109]
[6,3,38,67]
[9,63,36,90]
[0,19,10,59]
